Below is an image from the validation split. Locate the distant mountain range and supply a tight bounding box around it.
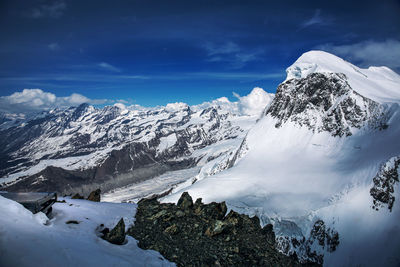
[0,88,272,196]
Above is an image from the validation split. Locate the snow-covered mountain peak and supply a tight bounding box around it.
[286,50,348,80]
[286,50,400,104]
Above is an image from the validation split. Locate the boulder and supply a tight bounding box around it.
[177,192,193,210]
[71,193,84,199]
[103,218,125,245]
[87,189,101,202]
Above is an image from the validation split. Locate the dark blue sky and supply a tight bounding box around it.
[1,0,399,107]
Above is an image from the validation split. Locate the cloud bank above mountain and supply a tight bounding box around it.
[0,89,108,115]
[234,87,274,116]
[0,87,275,120]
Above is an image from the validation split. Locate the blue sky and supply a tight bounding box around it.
[0,0,399,109]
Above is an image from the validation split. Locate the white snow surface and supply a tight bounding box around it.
[157,133,178,152]
[286,50,400,104]
[0,195,174,267]
[163,51,400,265]
[102,167,201,203]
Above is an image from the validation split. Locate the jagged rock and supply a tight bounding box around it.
[261,224,275,245]
[128,193,312,266]
[71,193,84,199]
[266,73,385,137]
[308,220,340,256]
[87,189,101,202]
[103,218,126,245]
[205,220,228,237]
[370,156,400,211]
[177,192,193,210]
[274,219,339,265]
[195,199,227,220]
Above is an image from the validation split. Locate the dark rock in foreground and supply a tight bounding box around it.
[128,192,317,266]
[102,218,126,245]
[71,193,84,199]
[87,188,101,202]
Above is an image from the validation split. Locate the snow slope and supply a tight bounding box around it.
[164,51,400,265]
[0,195,174,267]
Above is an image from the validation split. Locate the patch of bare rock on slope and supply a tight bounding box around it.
[128,192,319,267]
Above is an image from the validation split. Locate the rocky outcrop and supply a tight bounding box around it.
[71,193,84,199]
[308,220,339,253]
[87,189,101,202]
[101,218,126,245]
[371,156,400,211]
[128,192,316,266]
[274,219,339,265]
[266,73,386,137]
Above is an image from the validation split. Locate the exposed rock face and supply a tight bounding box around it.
[274,219,339,265]
[371,156,400,211]
[266,73,386,137]
[102,218,126,245]
[176,192,193,210]
[87,189,101,202]
[308,220,339,254]
[128,193,316,267]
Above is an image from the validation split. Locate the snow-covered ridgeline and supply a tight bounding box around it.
[0,87,273,194]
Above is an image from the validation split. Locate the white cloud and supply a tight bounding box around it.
[316,39,400,70]
[29,0,66,19]
[0,89,108,115]
[234,87,274,116]
[193,87,274,117]
[48,43,60,51]
[98,62,121,72]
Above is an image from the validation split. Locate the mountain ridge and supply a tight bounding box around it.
[0,88,273,195]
